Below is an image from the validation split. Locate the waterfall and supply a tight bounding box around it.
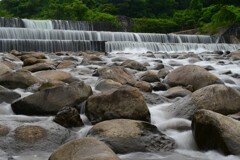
[0,17,238,53]
[52,20,94,31]
[0,39,105,52]
[105,41,240,53]
[0,28,219,43]
[22,19,53,30]
[0,17,24,28]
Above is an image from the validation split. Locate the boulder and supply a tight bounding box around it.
[85,85,150,124]
[49,137,120,160]
[229,51,240,61]
[20,52,46,61]
[0,70,40,89]
[22,63,56,72]
[121,60,147,71]
[0,124,9,136]
[0,86,21,103]
[152,82,168,91]
[87,119,176,154]
[34,70,74,83]
[57,61,76,69]
[53,106,83,128]
[192,109,240,155]
[141,92,170,105]
[162,86,192,99]
[0,120,73,155]
[158,68,170,79]
[81,55,103,65]
[95,79,122,92]
[12,81,92,115]
[0,62,12,76]
[168,84,240,119]
[165,65,223,91]
[94,66,136,85]
[134,81,152,92]
[140,71,160,83]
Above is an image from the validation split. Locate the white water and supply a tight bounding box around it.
[22,19,53,30]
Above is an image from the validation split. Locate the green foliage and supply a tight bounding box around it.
[0,0,239,34]
[200,5,240,34]
[132,18,180,33]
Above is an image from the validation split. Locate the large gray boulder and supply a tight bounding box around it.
[12,81,92,115]
[49,137,120,160]
[85,85,150,124]
[0,120,73,155]
[34,70,75,83]
[165,65,222,91]
[0,62,12,76]
[0,86,21,103]
[167,84,240,119]
[192,109,240,155]
[0,70,40,89]
[121,60,147,71]
[94,66,136,85]
[87,119,176,154]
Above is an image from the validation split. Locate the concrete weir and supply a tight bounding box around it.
[0,17,239,53]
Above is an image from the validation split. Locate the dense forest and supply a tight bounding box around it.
[0,0,240,34]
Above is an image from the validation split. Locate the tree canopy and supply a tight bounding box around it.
[0,0,239,34]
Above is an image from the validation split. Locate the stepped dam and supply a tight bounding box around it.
[0,17,239,53]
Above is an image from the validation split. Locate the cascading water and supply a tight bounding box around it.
[22,19,53,30]
[0,17,238,52]
[106,41,240,53]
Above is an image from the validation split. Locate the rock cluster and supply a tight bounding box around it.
[0,50,240,159]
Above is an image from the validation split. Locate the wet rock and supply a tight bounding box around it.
[1,60,22,70]
[157,68,170,79]
[121,60,147,71]
[152,82,168,91]
[23,57,38,66]
[12,81,92,115]
[168,84,240,119]
[22,63,56,72]
[165,65,223,91]
[168,60,183,67]
[229,51,240,61]
[192,109,240,155]
[34,70,75,83]
[87,119,176,154]
[162,86,192,99]
[0,62,12,76]
[38,80,65,91]
[57,61,76,69]
[232,73,240,79]
[0,86,21,103]
[141,92,170,105]
[0,70,40,89]
[20,52,46,61]
[15,126,47,143]
[134,81,152,92]
[94,66,136,85]
[49,137,120,160]
[53,106,83,128]
[0,120,73,155]
[85,85,150,124]
[95,79,122,92]
[140,71,160,83]
[0,124,9,136]
[188,58,200,63]
[228,112,240,121]
[153,63,165,70]
[203,65,215,71]
[81,55,103,65]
